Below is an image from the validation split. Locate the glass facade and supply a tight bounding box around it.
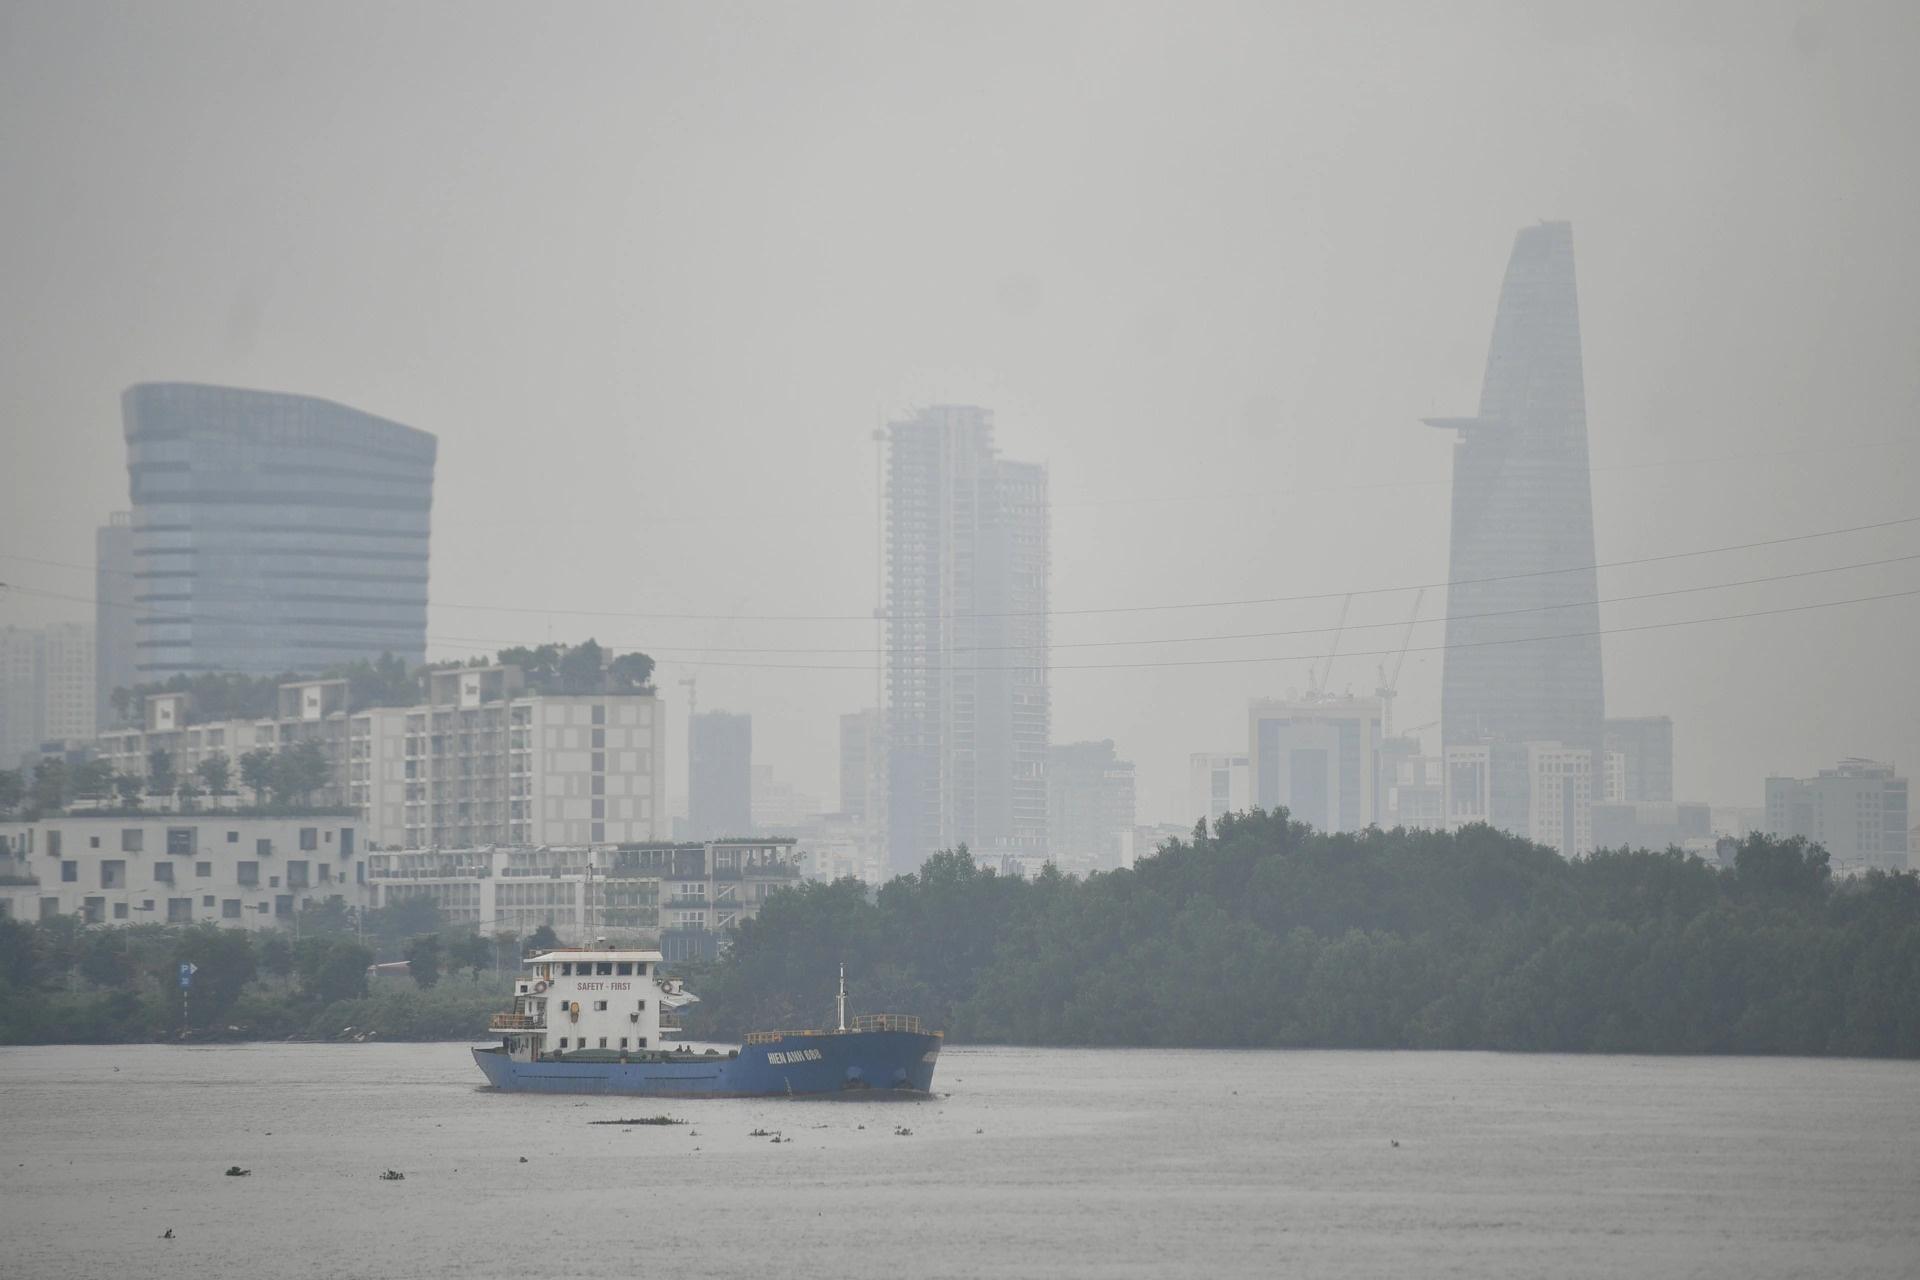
[122,382,436,677]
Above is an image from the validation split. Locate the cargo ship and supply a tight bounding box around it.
[473,947,941,1097]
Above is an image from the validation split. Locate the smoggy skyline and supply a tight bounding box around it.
[3,1,1917,820]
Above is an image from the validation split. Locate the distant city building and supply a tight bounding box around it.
[121,382,436,680]
[1765,759,1910,873]
[1604,716,1674,803]
[749,762,818,835]
[1187,752,1250,826]
[0,627,47,767]
[0,623,95,767]
[95,512,135,727]
[884,405,1049,873]
[0,813,366,930]
[688,710,752,839]
[1526,742,1594,858]
[1428,223,1604,835]
[96,664,666,850]
[1378,739,1444,830]
[1248,696,1382,834]
[1592,800,1712,853]
[1443,744,1492,829]
[839,709,883,822]
[1047,740,1138,873]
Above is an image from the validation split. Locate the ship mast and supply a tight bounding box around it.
[837,962,847,1033]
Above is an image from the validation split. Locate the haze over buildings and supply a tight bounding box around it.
[1428,222,1605,837]
[884,406,1050,873]
[1,4,1917,838]
[120,382,436,681]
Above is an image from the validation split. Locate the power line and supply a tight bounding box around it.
[380,551,1920,657]
[16,509,1907,626]
[639,586,1920,674]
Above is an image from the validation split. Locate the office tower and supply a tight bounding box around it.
[1765,759,1910,873]
[41,622,94,742]
[884,405,1049,873]
[1604,716,1674,802]
[839,709,880,819]
[1247,695,1383,834]
[1525,741,1595,858]
[0,627,46,767]
[122,382,436,679]
[95,512,135,726]
[1047,740,1138,872]
[688,710,753,839]
[1427,222,1605,833]
[1187,752,1251,826]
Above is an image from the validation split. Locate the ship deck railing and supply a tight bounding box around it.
[489,1013,541,1031]
[744,1014,932,1044]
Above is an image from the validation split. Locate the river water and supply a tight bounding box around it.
[1,1043,1915,1278]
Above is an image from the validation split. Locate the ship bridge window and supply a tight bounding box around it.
[560,962,573,975]
[615,962,632,975]
[593,1001,608,1011]
[596,962,612,975]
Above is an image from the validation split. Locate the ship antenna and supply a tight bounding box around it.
[837,962,847,1033]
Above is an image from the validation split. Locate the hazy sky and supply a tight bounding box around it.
[3,1,1916,821]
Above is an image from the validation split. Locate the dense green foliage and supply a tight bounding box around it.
[686,813,1920,1057]
[0,907,522,1044]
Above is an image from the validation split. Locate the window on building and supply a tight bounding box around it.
[61,860,77,883]
[222,900,241,918]
[236,861,259,887]
[559,1038,569,1049]
[597,1037,608,1049]
[121,828,143,852]
[46,830,60,857]
[82,897,105,924]
[101,860,126,890]
[154,862,174,884]
[256,903,270,913]
[168,899,192,923]
[318,864,331,882]
[300,828,318,851]
[591,775,605,796]
[287,861,309,890]
[113,903,129,919]
[591,728,605,749]
[39,898,58,920]
[226,831,238,843]
[269,875,279,888]
[166,828,195,856]
[591,704,605,726]
[620,1038,629,1049]
[591,751,605,772]
[202,895,215,907]
[256,838,272,856]
[195,861,211,877]
[274,896,293,918]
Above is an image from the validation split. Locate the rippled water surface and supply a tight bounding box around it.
[2,1043,1916,1278]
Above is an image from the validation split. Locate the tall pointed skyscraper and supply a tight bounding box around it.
[1427,222,1604,836]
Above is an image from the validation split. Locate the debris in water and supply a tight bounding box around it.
[894,1126,913,1137]
[161,1229,174,1239]
[519,1157,529,1163]
[589,1116,686,1126]
[379,1170,406,1181]
[224,1166,250,1177]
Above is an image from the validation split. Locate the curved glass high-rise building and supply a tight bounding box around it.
[122,383,436,679]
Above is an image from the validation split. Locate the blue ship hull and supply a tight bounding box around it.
[472,1030,941,1097]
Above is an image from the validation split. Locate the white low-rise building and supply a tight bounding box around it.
[0,813,368,929]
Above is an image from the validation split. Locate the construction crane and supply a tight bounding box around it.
[1306,594,1353,701]
[1374,588,1425,739]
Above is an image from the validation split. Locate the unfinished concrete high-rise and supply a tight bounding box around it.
[884,406,1049,874]
[1427,223,1604,834]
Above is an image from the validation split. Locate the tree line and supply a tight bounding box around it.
[0,898,558,1044]
[684,812,1920,1057]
